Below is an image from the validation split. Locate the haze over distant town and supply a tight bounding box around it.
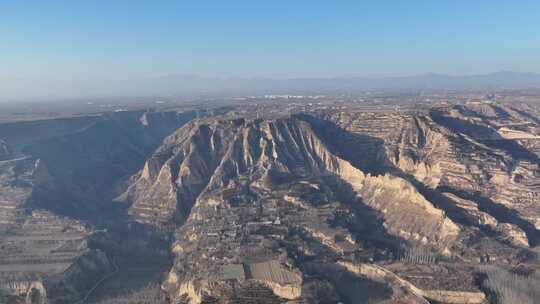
[2,1,540,101]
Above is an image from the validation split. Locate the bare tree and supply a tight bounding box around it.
[478,265,540,304]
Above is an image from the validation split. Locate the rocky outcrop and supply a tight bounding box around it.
[358,174,460,248]
[119,116,470,302]
[442,192,530,246]
[320,105,540,248]
[316,111,447,187]
[127,117,460,249]
[495,223,530,247]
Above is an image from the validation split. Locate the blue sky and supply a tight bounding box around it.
[1,0,539,81]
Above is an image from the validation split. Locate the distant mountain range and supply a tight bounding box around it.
[122,71,540,95]
[3,71,540,101]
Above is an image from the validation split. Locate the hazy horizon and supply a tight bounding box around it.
[2,1,540,100]
[2,70,540,103]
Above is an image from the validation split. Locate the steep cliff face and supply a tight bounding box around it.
[123,116,465,303]
[126,117,458,246]
[6,110,197,221]
[429,105,540,246]
[320,105,540,248]
[317,111,449,188]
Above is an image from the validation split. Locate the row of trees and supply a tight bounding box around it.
[397,246,438,265]
[479,265,540,304]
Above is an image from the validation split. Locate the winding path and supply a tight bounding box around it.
[0,156,29,164]
[76,257,119,304]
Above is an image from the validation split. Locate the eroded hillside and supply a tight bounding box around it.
[1,102,540,304]
[119,108,537,303]
[0,109,196,303]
